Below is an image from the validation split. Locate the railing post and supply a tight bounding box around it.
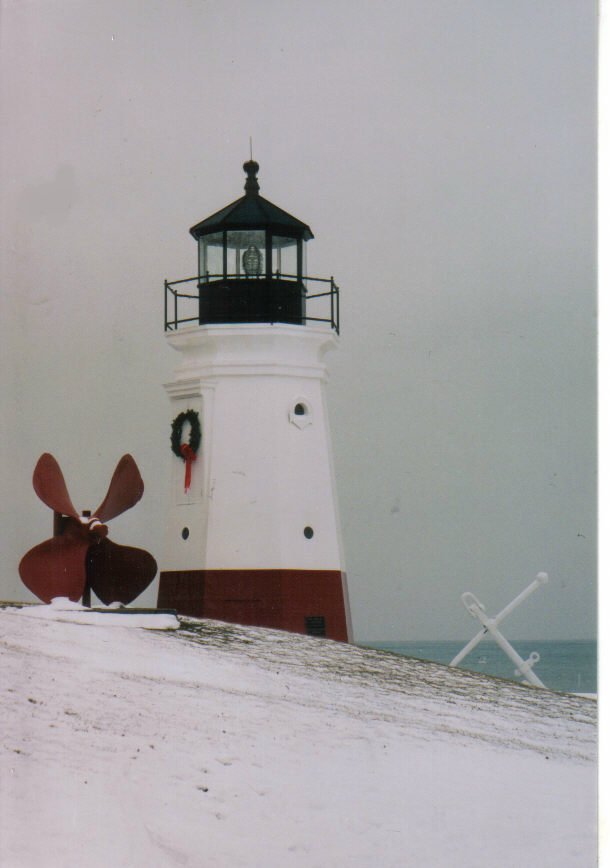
[334,278,340,334]
[174,284,178,329]
[164,280,168,331]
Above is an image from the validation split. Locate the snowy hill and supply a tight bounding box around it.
[0,605,596,867]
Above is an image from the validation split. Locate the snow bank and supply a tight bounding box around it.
[0,610,596,867]
[8,597,179,630]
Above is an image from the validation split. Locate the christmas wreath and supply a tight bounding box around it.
[171,410,201,492]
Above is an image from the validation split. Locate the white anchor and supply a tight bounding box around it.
[450,573,549,688]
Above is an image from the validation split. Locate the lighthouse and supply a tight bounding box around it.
[157,161,352,642]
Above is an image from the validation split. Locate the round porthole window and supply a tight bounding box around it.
[181,527,190,540]
[304,526,314,539]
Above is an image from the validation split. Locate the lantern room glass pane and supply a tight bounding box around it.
[226,229,266,277]
[271,235,298,278]
[199,233,223,280]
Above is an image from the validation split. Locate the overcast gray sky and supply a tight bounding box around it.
[1,0,596,639]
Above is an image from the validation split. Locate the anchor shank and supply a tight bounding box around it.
[474,606,546,688]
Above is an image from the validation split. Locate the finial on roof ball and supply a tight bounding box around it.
[243,160,260,195]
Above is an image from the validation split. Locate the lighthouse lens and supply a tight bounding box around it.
[227,229,265,277]
[242,245,262,276]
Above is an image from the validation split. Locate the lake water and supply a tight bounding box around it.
[363,639,597,695]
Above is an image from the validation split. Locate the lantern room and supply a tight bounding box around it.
[189,160,313,327]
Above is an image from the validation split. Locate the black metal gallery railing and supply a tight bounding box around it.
[164,273,340,334]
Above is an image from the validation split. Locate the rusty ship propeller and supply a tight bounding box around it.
[19,453,157,606]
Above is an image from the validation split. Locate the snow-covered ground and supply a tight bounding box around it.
[0,602,597,867]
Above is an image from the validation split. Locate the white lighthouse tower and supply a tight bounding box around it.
[158,161,351,642]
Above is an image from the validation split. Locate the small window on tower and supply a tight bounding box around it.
[289,399,312,429]
[305,616,326,637]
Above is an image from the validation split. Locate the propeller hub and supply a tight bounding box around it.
[85,517,108,540]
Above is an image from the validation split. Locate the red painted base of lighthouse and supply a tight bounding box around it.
[157,569,350,642]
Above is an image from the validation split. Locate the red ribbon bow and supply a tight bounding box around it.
[180,443,197,492]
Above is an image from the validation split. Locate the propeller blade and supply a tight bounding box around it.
[86,538,157,606]
[19,536,88,604]
[94,455,144,523]
[32,454,79,519]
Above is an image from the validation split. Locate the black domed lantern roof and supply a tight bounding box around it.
[190,161,314,242]
[188,162,313,327]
